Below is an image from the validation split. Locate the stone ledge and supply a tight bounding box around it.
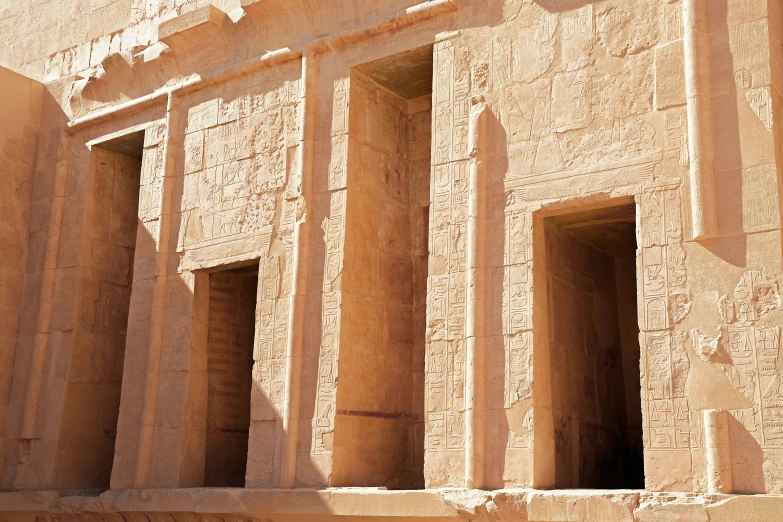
[1,489,783,521]
[157,5,229,55]
[158,4,227,46]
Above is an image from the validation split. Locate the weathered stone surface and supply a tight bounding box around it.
[2,0,783,519]
[2,489,783,521]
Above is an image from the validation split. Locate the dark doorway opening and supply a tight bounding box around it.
[54,131,144,488]
[544,203,644,489]
[203,262,258,487]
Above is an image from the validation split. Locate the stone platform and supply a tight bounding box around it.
[2,488,783,521]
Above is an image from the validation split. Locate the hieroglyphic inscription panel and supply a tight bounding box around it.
[425,40,468,486]
[639,183,696,457]
[178,63,301,259]
[311,77,349,457]
[175,62,302,486]
[712,271,783,450]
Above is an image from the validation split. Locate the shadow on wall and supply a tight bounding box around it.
[159,113,330,490]
[73,0,523,120]
[728,414,764,493]
[485,102,512,489]
[692,0,774,493]
[683,322,763,493]
[293,85,335,489]
[531,0,607,13]
[1,105,332,494]
[0,84,66,491]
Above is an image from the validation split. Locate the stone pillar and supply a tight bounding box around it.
[136,94,181,488]
[703,409,733,494]
[465,98,489,489]
[683,0,718,240]
[278,50,317,489]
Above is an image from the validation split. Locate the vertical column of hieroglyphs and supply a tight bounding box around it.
[487,4,571,488]
[637,0,703,491]
[484,6,553,487]
[173,63,301,486]
[247,70,301,486]
[720,273,783,474]
[493,203,534,486]
[425,38,469,487]
[139,123,166,251]
[310,76,348,478]
[639,182,695,489]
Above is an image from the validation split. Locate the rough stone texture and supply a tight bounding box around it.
[55,145,140,488]
[331,70,430,489]
[1,488,783,521]
[2,0,783,520]
[0,67,42,484]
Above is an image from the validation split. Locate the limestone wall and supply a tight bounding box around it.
[53,146,140,488]
[421,0,783,494]
[0,67,42,480]
[331,71,430,488]
[1,0,783,509]
[0,0,236,81]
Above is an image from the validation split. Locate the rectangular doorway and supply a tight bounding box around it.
[543,202,644,489]
[54,131,145,488]
[203,263,258,486]
[332,45,433,488]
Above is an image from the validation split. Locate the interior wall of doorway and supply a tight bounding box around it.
[543,202,644,489]
[331,45,433,489]
[53,132,145,488]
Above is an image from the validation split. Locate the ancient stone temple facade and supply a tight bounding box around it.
[2,0,783,520]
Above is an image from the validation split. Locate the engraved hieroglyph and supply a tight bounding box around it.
[426,38,469,487]
[4,0,783,518]
[176,61,303,487]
